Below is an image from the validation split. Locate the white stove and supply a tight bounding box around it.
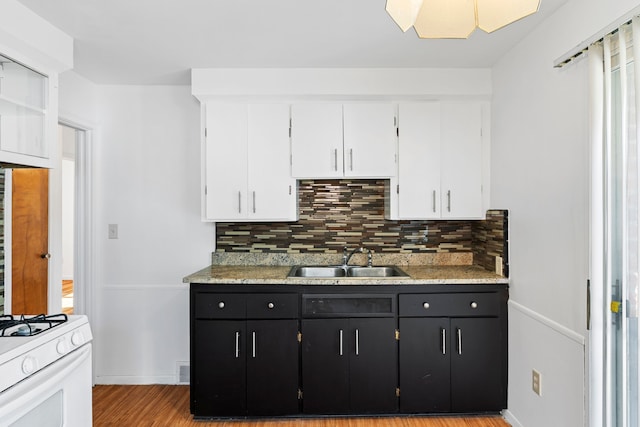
[0,314,93,427]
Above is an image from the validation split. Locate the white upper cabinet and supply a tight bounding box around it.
[393,101,484,220]
[204,103,297,222]
[396,102,441,219]
[343,104,397,177]
[440,102,483,219]
[290,104,343,178]
[0,54,52,167]
[291,103,396,179]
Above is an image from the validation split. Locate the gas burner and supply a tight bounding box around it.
[0,314,68,337]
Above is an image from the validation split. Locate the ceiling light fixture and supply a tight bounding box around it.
[386,0,541,39]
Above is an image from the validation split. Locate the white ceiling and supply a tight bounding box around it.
[18,0,568,86]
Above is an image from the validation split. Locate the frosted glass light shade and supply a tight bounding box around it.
[414,0,476,39]
[385,0,541,39]
[386,0,424,32]
[476,0,541,33]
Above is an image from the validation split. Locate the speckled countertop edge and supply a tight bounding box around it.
[183,264,508,285]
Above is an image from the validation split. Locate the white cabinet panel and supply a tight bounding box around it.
[397,103,441,219]
[440,102,483,219]
[204,103,297,222]
[291,103,396,179]
[291,104,343,178]
[205,103,248,220]
[247,104,296,220]
[393,101,484,220]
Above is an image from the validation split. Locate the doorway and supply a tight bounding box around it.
[60,124,76,314]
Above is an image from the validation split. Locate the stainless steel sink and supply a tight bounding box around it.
[346,266,408,278]
[287,265,408,279]
[288,266,347,277]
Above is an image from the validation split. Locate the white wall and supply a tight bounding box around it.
[58,75,215,383]
[491,0,640,426]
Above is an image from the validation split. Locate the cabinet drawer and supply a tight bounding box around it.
[247,294,298,319]
[195,293,246,319]
[302,294,396,317]
[399,293,500,317]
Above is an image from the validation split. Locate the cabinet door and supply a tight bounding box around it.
[349,318,398,414]
[291,104,343,178]
[247,104,297,220]
[399,317,451,412]
[396,102,441,219]
[343,104,397,178]
[301,319,350,414]
[246,319,300,415]
[204,103,248,220]
[192,320,246,416]
[450,317,504,412]
[440,102,483,219]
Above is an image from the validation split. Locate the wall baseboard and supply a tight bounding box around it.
[503,409,524,427]
[95,375,179,385]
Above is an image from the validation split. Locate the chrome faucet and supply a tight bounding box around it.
[342,246,364,267]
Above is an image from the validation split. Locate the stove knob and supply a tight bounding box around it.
[71,332,84,347]
[22,356,36,375]
[56,340,68,355]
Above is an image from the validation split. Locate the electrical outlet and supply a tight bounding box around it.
[108,224,118,239]
[495,256,503,276]
[532,369,542,396]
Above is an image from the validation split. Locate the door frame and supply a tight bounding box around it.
[56,118,95,322]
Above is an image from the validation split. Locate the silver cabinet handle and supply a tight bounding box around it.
[334,149,338,171]
[470,301,478,309]
[441,328,446,355]
[252,331,256,358]
[350,148,354,171]
[432,190,436,213]
[218,301,225,309]
[267,302,274,309]
[457,328,462,355]
[238,191,242,214]
[235,331,240,358]
[423,302,430,309]
[447,190,451,212]
[355,329,360,356]
[339,329,343,356]
[252,191,256,214]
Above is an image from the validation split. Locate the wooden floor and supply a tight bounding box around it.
[92,385,511,427]
[62,279,73,315]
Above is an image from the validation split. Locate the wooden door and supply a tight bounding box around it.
[11,168,49,314]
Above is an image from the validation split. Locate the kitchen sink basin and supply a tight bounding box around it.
[287,265,408,279]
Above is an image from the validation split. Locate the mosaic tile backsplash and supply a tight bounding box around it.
[216,180,508,275]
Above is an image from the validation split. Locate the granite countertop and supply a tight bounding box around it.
[183,264,508,285]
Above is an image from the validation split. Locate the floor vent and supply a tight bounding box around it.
[177,362,190,384]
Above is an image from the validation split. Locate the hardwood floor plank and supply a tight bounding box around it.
[92,385,511,427]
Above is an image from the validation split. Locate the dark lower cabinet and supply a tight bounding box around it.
[301,317,398,415]
[190,284,508,419]
[398,292,507,413]
[191,291,300,418]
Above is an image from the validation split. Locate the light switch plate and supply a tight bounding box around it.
[108,224,118,239]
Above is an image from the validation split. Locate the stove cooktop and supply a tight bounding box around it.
[0,313,68,337]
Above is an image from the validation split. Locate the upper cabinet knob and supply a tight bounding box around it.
[470,302,478,309]
[268,302,275,309]
[423,302,430,309]
[218,302,225,309]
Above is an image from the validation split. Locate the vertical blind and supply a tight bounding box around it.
[589,18,640,427]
